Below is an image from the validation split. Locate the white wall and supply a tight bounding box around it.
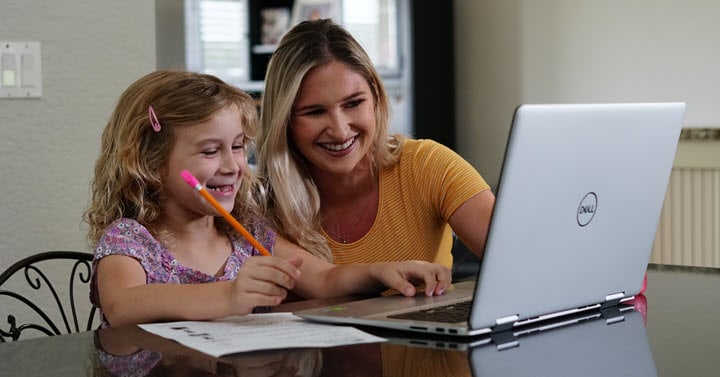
[0,1,156,268]
[455,0,720,188]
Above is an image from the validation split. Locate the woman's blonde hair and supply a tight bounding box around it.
[257,18,404,261]
[84,69,261,247]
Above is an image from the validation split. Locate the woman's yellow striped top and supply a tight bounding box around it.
[325,138,490,268]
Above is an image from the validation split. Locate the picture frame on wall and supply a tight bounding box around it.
[291,0,340,26]
[260,7,291,46]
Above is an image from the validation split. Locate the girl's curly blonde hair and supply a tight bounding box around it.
[84,70,261,247]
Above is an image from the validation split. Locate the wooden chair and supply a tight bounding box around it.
[0,251,98,342]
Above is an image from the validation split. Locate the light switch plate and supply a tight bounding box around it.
[1,41,42,98]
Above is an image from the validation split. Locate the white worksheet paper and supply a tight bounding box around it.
[138,312,386,357]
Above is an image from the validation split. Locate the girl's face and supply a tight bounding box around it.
[290,60,376,176]
[163,106,248,219]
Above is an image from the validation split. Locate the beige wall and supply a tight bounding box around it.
[2,0,719,266]
[0,1,156,269]
[455,0,720,188]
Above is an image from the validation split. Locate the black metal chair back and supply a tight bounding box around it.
[451,234,482,282]
[0,251,98,342]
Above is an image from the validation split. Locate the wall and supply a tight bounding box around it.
[0,1,156,269]
[2,0,718,287]
[455,0,720,188]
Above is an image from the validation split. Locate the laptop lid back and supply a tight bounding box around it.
[470,102,685,330]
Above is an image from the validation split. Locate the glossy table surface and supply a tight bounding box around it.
[1,264,719,377]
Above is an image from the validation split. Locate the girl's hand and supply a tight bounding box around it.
[371,261,451,297]
[228,255,303,315]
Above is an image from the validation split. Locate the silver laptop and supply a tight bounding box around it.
[373,300,637,352]
[295,102,685,336]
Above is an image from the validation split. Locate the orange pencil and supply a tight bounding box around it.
[180,169,271,256]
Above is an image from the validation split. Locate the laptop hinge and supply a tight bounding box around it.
[600,306,625,325]
[601,292,625,309]
[493,314,520,333]
[492,330,519,351]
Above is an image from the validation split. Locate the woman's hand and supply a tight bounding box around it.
[370,261,451,297]
[229,255,303,314]
[272,236,451,299]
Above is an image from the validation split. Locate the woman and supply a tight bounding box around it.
[256,19,495,270]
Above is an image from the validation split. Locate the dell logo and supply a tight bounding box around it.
[577,192,598,227]
[579,205,595,214]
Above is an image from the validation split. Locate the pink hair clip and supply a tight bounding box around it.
[148,105,162,132]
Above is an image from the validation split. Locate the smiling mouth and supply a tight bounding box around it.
[320,136,356,152]
[207,184,234,193]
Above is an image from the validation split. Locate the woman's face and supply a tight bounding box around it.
[290,60,376,176]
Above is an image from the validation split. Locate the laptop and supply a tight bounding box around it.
[366,300,637,352]
[295,102,686,336]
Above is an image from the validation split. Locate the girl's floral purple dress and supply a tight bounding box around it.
[89,218,276,329]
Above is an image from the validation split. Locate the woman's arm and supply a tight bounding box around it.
[96,254,301,327]
[409,140,495,260]
[448,189,496,259]
[273,238,451,299]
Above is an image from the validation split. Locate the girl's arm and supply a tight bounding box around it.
[96,254,301,327]
[273,238,451,300]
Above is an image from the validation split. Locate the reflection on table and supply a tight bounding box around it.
[1,264,719,376]
[93,324,326,376]
[91,323,472,377]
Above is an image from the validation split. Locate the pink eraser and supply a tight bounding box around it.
[180,170,199,187]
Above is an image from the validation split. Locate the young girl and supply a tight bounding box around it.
[84,70,450,328]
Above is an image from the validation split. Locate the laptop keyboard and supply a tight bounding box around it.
[388,300,472,323]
